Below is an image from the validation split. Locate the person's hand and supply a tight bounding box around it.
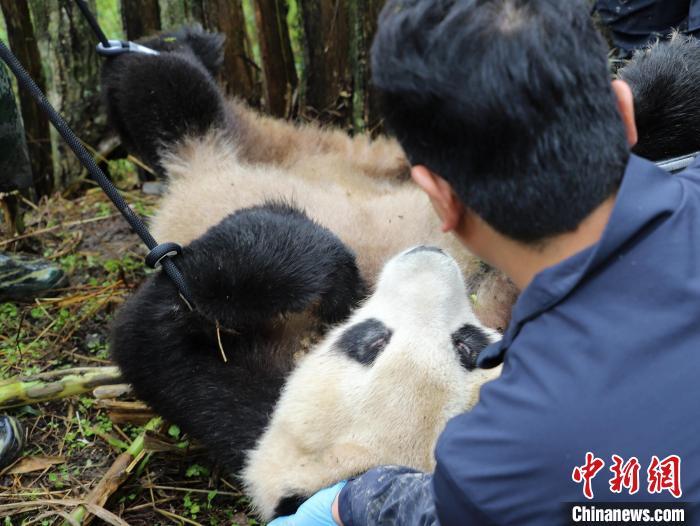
[268,481,346,525]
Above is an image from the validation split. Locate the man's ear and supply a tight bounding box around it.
[612,79,638,147]
[411,165,464,232]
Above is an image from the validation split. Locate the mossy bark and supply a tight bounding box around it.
[30,0,107,189]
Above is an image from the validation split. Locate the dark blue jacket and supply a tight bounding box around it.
[595,0,700,52]
[338,154,700,525]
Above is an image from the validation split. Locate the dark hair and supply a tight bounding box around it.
[371,0,629,243]
[619,33,700,162]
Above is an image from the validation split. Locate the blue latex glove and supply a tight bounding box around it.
[268,481,347,526]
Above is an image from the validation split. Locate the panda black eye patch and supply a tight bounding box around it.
[452,324,492,371]
[336,318,393,366]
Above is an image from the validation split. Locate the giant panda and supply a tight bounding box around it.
[110,201,499,520]
[100,25,518,332]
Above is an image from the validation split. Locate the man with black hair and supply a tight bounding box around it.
[271,1,700,524]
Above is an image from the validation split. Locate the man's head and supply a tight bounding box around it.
[619,33,700,162]
[371,0,631,246]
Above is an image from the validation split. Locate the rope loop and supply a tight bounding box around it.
[145,242,183,269]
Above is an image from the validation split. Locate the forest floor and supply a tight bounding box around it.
[0,176,254,525]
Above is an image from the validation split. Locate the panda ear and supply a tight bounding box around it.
[451,324,493,371]
[336,318,393,366]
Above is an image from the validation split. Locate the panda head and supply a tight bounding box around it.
[245,246,501,521]
[334,244,499,371]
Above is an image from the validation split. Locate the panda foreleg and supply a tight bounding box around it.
[110,276,285,472]
[176,202,367,329]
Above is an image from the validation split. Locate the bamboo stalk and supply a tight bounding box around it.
[0,367,123,409]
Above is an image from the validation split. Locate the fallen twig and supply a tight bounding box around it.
[0,498,127,526]
[154,507,205,526]
[62,416,162,526]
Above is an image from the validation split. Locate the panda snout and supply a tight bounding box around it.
[405,245,446,256]
[377,245,463,303]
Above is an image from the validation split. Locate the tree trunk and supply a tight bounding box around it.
[354,0,385,134]
[121,0,161,40]
[254,0,297,117]
[0,0,54,197]
[184,0,205,22]
[198,0,258,103]
[159,0,187,28]
[299,0,352,126]
[38,0,107,189]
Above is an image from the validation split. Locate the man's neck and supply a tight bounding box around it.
[463,195,617,291]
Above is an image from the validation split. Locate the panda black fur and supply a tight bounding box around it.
[110,202,367,470]
[99,26,518,332]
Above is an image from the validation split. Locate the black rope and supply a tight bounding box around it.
[0,40,194,307]
[74,0,111,48]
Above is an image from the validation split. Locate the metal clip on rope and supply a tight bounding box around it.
[74,0,159,57]
[97,40,160,57]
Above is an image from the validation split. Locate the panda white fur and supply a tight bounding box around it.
[100,26,518,332]
[243,245,500,520]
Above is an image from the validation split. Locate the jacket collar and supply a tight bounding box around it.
[479,154,682,368]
